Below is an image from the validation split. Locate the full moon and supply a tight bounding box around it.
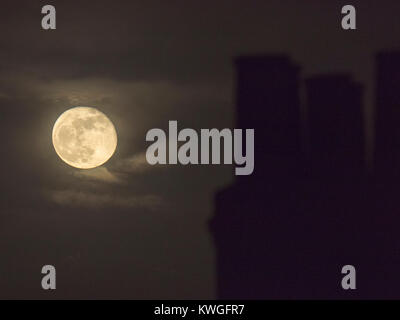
[52,107,117,169]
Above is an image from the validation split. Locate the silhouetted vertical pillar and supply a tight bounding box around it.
[375,52,400,178]
[235,55,302,178]
[210,55,304,299]
[306,74,365,178]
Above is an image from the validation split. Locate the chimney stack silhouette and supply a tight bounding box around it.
[375,52,400,177]
[306,74,365,178]
[235,55,302,177]
[211,54,372,299]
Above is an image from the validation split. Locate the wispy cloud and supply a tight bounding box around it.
[114,152,159,174]
[71,152,161,185]
[73,166,123,184]
[48,189,163,209]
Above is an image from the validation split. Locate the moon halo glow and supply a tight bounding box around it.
[52,107,117,169]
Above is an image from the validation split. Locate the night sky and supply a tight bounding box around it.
[1,0,400,299]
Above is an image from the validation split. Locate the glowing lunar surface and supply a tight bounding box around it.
[52,107,117,169]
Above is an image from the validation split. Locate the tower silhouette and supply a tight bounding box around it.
[235,55,302,178]
[367,51,400,296]
[210,54,383,299]
[210,55,304,299]
[306,74,365,177]
[375,51,400,178]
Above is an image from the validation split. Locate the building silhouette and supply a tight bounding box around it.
[235,55,302,178]
[211,51,400,299]
[375,52,400,177]
[209,53,400,299]
[210,55,306,299]
[369,51,400,296]
[306,74,365,177]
